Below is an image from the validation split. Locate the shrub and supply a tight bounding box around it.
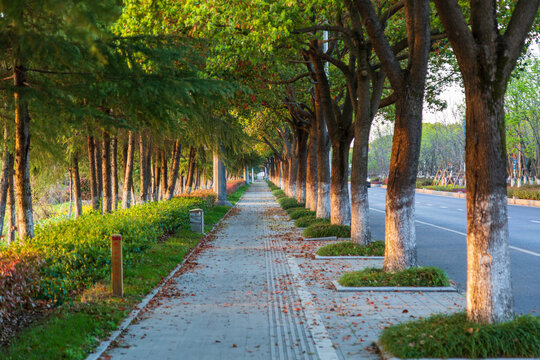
[10,196,211,302]
[380,312,540,359]
[285,206,306,214]
[226,180,247,194]
[278,197,303,210]
[507,185,540,200]
[289,209,316,220]
[0,250,44,344]
[272,189,285,197]
[316,240,384,256]
[424,185,465,192]
[415,177,433,188]
[266,181,279,190]
[294,216,330,228]
[303,223,351,238]
[339,266,449,287]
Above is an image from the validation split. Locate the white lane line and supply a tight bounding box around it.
[531,220,540,224]
[427,203,433,206]
[457,209,464,211]
[440,206,448,209]
[287,257,340,360]
[370,208,540,258]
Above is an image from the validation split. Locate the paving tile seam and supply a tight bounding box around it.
[266,237,310,359]
[267,236,320,359]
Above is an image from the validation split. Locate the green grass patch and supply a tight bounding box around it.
[294,216,330,228]
[289,209,316,220]
[277,197,303,210]
[272,189,285,197]
[285,206,306,214]
[380,312,540,359]
[303,223,351,238]
[0,187,246,360]
[266,181,279,191]
[338,267,450,287]
[316,240,384,256]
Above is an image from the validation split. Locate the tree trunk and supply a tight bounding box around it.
[185,146,196,193]
[6,156,15,244]
[71,154,83,218]
[160,149,168,200]
[0,126,12,238]
[87,135,99,210]
[153,150,161,201]
[305,121,318,211]
[383,92,423,271]
[121,131,135,209]
[111,136,118,211]
[94,138,103,202]
[139,134,148,203]
[296,128,309,204]
[315,87,331,219]
[165,139,181,200]
[213,151,231,206]
[102,130,112,213]
[329,140,351,225]
[287,152,299,200]
[14,64,34,239]
[464,84,513,323]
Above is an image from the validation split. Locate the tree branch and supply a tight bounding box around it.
[355,0,404,89]
[501,0,540,82]
[256,72,310,85]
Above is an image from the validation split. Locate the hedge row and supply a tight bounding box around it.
[3,196,214,306]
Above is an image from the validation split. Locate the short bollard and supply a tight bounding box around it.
[189,208,204,233]
[111,234,123,297]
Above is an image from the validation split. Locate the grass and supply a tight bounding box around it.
[289,209,315,220]
[303,223,351,238]
[380,312,540,359]
[316,240,384,256]
[0,187,247,360]
[285,206,306,214]
[272,189,285,197]
[278,197,303,210]
[507,185,540,200]
[339,267,449,287]
[294,216,330,228]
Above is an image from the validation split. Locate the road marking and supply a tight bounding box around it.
[531,220,540,224]
[457,209,464,211]
[427,203,433,206]
[370,208,540,258]
[440,206,448,209]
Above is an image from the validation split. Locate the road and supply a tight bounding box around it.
[366,187,540,315]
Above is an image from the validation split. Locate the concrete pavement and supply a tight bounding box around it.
[102,181,464,360]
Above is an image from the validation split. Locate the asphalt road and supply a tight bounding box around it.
[366,187,540,315]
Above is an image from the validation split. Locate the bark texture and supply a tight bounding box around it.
[14,64,34,239]
[102,131,112,213]
[0,127,11,238]
[121,131,135,209]
[87,135,99,210]
[111,137,118,211]
[432,0,538,323]
[165,139,181,200]
[70,154,82,218]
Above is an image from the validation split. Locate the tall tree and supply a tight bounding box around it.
[433,0,540,324]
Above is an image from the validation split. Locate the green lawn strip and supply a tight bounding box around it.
[285,206,306,214]
[316,240,384,256]
[303,223,351,238]
[289,209,315,220]
[278,197,303,210]
[338,267,450,287]
[380,312,540,359]
[294,216,330,228]
[228,184,249,205]
[0,187,247,360]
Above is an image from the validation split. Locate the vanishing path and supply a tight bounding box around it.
[367,187,540,315]
[104,182,463,360]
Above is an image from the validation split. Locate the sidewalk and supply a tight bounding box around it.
[102,181,464,360]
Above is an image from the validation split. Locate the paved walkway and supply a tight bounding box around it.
[104,181,464,360]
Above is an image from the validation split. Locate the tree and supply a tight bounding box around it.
[356,0,432,270]
[433,0,539,323]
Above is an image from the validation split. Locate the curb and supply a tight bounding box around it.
[314,254,384,260]
[86,195,244,360]
[332,281,457,293]
[303,236,351,241]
